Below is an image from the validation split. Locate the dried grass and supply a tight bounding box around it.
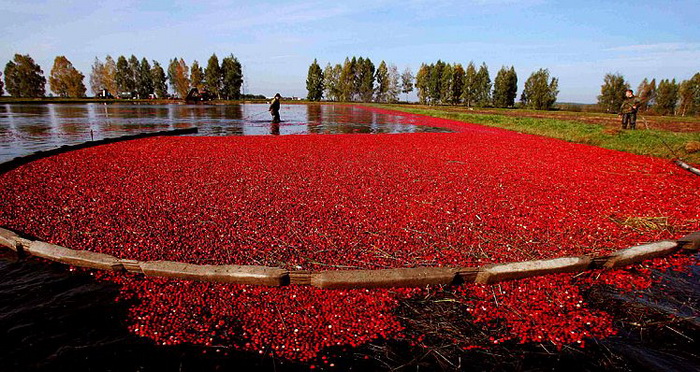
[610,216,673,232]
[685,141,700,154]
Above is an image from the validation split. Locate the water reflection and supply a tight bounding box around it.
[306,104,322,134]
[270,122,280,135]
[0,103,449,163]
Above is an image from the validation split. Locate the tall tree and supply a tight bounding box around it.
[323,63,341,101]
[636,78,656,112]
[137,57,154,98]
[338,57,355,102]
[204,54,222,98]
[0,71,3,96]
[167,58,190,99]
[450,63,465,105]
[415,63,430,104]
[357,57,375,102]
[428,60,444,104]
[655,78,679,115]
[474,62,491,107]
[521,68,559,110]
[689,74,700,114]
[167,57,178,94]
[220,54,242,100]
[506,67,518,107]
[461,62,478,107]
[102,56,117,97]
[115,55,135,95]
[440,63,453,105]
[49,56,86,97]
[190,60,204,90]
[597,73,629,113]
[677,73,700,116]
[400,67,414,100]
[387,63,400,103]
[151,61,168,98]
[88,56,116,96]
[374,60,390,103]
[128,55,140,96]
[4,53,46,97]
[306,59,324,101]
[89,57,105,96]
[352,57,362,101]
[493,66,518,108]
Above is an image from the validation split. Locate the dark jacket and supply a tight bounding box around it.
[269,98,280,113]
[620,96,641,114]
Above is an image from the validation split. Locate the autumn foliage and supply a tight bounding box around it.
[49,56,86,98]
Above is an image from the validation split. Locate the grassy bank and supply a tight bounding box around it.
[375,104,700,164]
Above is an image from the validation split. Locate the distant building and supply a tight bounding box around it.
[266,95,301,101]
[97,89,113,99]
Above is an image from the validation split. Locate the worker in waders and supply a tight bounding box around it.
[619,89,641,130]
[269,93,282,123]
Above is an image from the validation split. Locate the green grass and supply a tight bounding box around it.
[374,104,700,164]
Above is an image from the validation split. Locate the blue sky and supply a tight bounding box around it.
[1,0,698,103]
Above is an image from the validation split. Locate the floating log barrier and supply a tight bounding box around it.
[678,231,700,251]
[0,127,198,175]
[120,259,144,273]
[289,271,313,285]
[604,241,679,269]
[456,267,480,283]
[139,261,288,286]
[0,227,697,288]
[26,241,123,271]
[475,256,591,284]
[674,159,700,177]
[0,227,22,253]
[311,267,459,289]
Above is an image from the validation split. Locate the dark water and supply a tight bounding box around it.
[1,248,697,371]
[0,103,698,371]
[0,250,307,372]
[0,103,448,163]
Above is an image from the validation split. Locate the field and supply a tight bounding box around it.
[377,104,700,164]
[400,104,700,133]
[0,105,698,368]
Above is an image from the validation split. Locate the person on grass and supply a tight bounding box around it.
[619,89,641,130]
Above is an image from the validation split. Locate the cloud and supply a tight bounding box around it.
[600,42,700,77]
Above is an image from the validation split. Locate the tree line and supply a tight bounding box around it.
[306,57,415,103]
[1,53,244,99]
[416,61,518,108]
[598,72,700,116]
[306,58,559,110]
[91,53,242,99]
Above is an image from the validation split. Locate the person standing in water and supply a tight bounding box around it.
[269,93,282,123]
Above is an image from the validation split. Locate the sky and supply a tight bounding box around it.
[0,0,698,103]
